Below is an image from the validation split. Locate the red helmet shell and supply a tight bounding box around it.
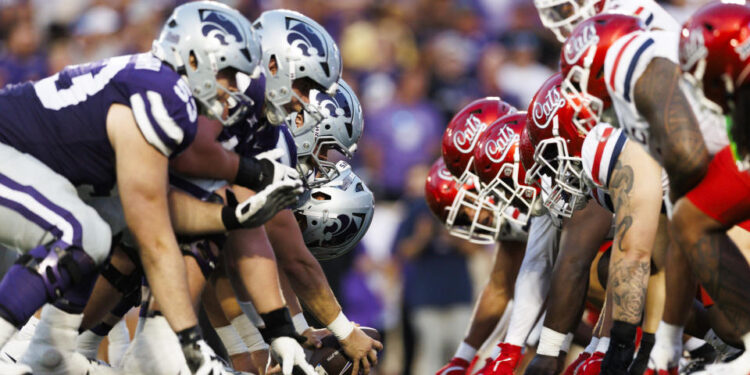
[473,112,529,188]
[442,97,516,178]
[425,158,459,222]
[680,2,750,112]
[560,14,643,109]
[526,72,591,159]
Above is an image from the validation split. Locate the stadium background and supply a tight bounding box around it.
[0,0,715,373]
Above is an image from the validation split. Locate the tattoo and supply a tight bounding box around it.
[609,257,650,324]
[634,58,709,199]
[610,160,634,252]
[683,233,750,333]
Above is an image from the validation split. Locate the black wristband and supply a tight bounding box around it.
[610,320,638,343]
[235,156,273,191]
[176,325,203,347]
[221,205,241,230]
[258,307,300,343]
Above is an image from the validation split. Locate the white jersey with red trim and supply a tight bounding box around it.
[603,30,728,161]
[602,0,680,33]
[582,122,672,214]
[581,123,628,213]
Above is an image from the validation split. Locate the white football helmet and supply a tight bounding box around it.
[294,161,374,260]
[534,0,602,42]
[253,9,342,125]
[290,79,363,187]
[152,1,262,126]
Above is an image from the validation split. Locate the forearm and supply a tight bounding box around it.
[465,241,525,347]
[224,227,285,314]
[267,210,341,325]
[139,238,197,331]
[168,189,225,235]
[278,266,303,316]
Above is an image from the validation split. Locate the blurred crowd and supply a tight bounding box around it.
[0,0,716,373]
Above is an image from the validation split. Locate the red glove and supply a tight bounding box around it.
[436,357,470,375]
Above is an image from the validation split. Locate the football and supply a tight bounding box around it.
[301,327,381,375]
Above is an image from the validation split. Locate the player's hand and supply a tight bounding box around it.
[269,336,315,375]
[255,148,301,189]
[222,180,303,230]
[182,339,239,375]
[524,354,558,375]
[338,326,383,375]
[301,327,329,349]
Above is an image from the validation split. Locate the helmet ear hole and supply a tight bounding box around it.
[312,192,331,200]
[189,51,198,71]
[268,55,278,76]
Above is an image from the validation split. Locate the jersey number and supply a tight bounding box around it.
[33,56,131,110]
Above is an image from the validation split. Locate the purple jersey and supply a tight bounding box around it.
[0,53,198,191]
[218,73,297,166]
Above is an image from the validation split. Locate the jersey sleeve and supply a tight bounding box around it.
[604,30,678,106]
[125,54,198,158]
[581,122,628,191]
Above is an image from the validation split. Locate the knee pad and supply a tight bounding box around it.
[100,251,143,308]
[179,239,218,279]
[0,240,98,325]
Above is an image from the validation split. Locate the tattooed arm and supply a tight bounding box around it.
[633,58,710,200]
[607,141,663,324]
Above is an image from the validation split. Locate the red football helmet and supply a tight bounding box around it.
[424,158,496,244]
[473,112,541,226]
[560,14,643,129]
[442,97,517,187]
[526,72,595,217]
[679,1,750,113]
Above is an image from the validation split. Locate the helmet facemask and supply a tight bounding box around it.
[445,174,500,244]
[535,0,600,42]
[562,66,603,133]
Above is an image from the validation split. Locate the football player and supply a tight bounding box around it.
[0,2,304,374]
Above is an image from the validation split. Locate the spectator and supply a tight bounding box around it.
[357,67,443,200]
[496,31,554,107]
[393,164,477,375]
[0,20,46,85]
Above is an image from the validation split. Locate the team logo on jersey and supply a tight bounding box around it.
[454,114,487,154]
[485,126,520,163]
[286,17,326,58]
[679,28,707,72]
[532,86,566,129]
[564,23,599,64]
[200,10,243,46]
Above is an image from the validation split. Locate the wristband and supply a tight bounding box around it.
[221,205,241,230]
[238,300,266,328]
[327,311,355,341]
[176,325,203,347]
[215,324,249,356]
[536,327,566,357]
[596,337,610,353]
[561,333,574,353]
[258,307,297,343]
[231,315,269,352]
[292,313,310,335]
[235,156,272,191]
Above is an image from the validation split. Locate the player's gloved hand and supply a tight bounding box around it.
[178,327,239,375]
[235,148,301,191]
[222,180,303,230]
[268,336,315,375]
[259,307,315,375]
[338,326,383,375]
[524,354,559,375]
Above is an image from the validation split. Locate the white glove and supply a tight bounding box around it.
[183,339,238,375]
[255,148,301,186]
[269,336,315,375]
[223,179,303,229]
